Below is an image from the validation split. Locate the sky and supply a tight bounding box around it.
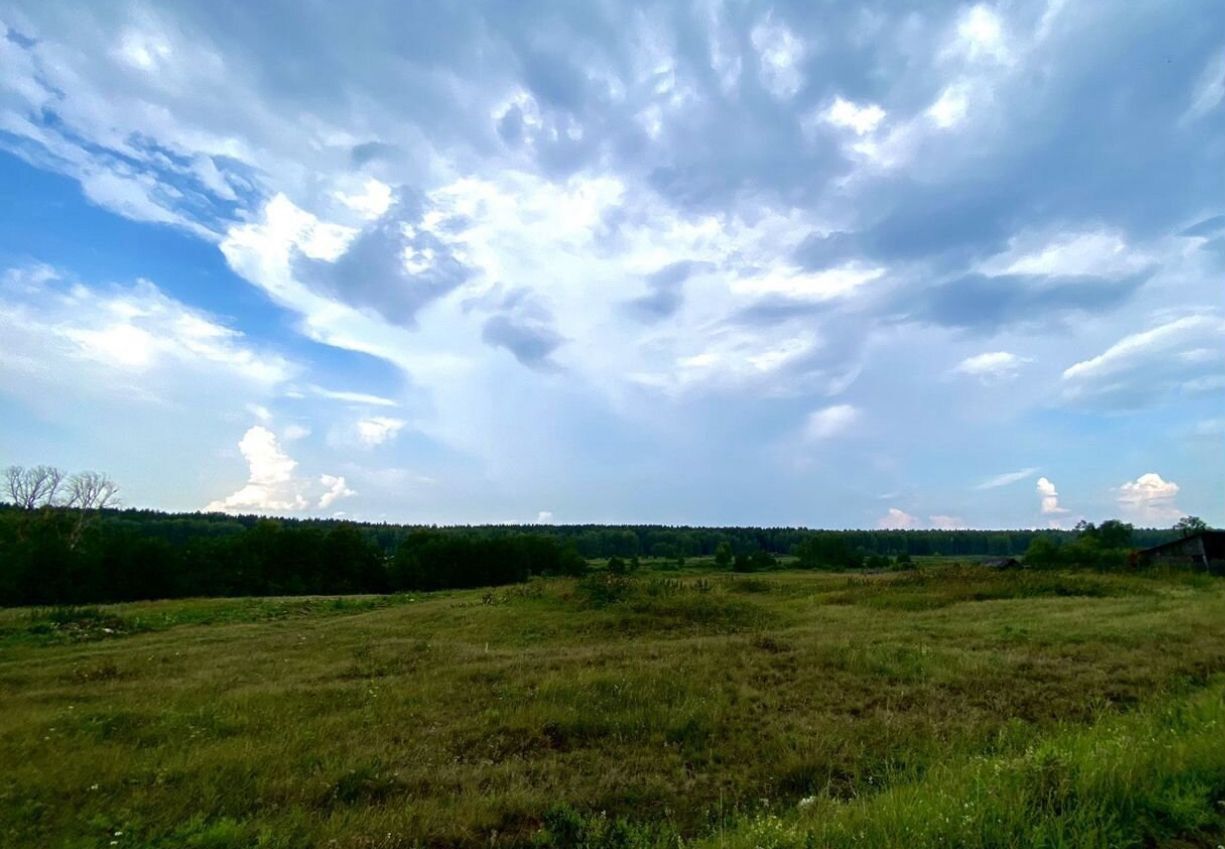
[0,1,1222,530]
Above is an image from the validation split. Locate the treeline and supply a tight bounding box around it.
[0,502,1193,606]
[0,510,586,606]
[13,506,1182,559]
[0,461,1199,606]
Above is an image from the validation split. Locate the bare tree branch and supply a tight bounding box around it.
[66,471,120,511]
[3,465,66,509]
[64,471,120,549]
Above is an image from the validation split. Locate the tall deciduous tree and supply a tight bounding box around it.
[3,465,66,509]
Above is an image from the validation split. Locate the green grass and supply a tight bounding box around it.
[2,567,1225,848]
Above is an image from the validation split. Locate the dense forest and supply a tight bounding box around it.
[0,465,1195,606]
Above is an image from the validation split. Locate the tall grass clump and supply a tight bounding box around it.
[716,681,1225,849]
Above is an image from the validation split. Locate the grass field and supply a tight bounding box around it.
[3,566,1225,848]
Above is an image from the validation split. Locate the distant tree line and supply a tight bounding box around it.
[0,464,1202,606]
[0,507,587,606]
[0,466,584,605]
[7,505,1182,559]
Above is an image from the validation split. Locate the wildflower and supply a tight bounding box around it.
[797,795,817,809]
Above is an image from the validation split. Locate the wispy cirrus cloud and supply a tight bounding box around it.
[975,468,1038,490]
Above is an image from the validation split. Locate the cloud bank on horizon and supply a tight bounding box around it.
[0,1,1222,528]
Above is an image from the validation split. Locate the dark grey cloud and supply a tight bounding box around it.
[496,106,525,146]
[729,295,835,327]
[482,315,563,368]
[624,260,712,322]
[475,286,565,369]
[350,141,401,166]
[906,273,1147,333]
[792,231,861,270]
[294,191,471,327]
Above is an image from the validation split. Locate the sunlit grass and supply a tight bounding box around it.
[2,566,1225,847]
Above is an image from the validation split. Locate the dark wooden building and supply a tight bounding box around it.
[1137,531,1225,573]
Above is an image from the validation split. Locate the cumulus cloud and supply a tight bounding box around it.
[206,426,354,514]
[953,351,1032,382]
[877,508,919,530]
[355,416,407,447]
[822,97,886,136]
[929,515,968,530]
[318,474,356,509]
[1117,473,1183,524]
[1036,476,1068,516]
[804,404,859,441]
[205,426,309,512]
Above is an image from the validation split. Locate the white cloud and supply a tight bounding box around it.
[980,229,1151,279]
[975,468,1038,490]
[823,96,886,135]
[1117,473,1183,524]
[730,263,885,300]
[1036,476,1067,515]
[1061,315,1225,407]
[929,515,967,530]
[877,507,919,530]
[750,15,804,99]
[535,510,554,523]
[1185,48,1225,122]
[334,178,393,220]
[953,351,1032,382]
[1063,316,1223,380]
[0,266,294,403]
[205,426,351,514]
[318,474,356,509]
[927,85,969,128]
[247,404,273,423]
[355,416,407,447]
[804,404,860,441]
[205,426,309,512]
[948,5,1010,64]
[306,385,399,407]
[282,423,311,441]
[1191,418,1225,438]
[3,3,1220,528]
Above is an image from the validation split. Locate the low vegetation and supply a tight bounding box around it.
[3,565,1225,847]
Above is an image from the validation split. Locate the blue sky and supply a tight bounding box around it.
[1,1,1222,529]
